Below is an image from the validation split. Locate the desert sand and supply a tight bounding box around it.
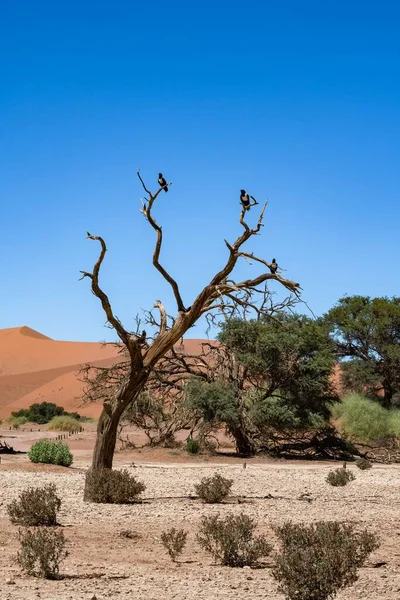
[0,438,400,600]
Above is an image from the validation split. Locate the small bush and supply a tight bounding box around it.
[186,437,200,454]
[7,416,28,429]
[195,473,233,503]
[84,468,146,504]
[7,484,61,526]
[326,467,355,487]
[47,415,81,433]
[161,527,188,562]
[17,527,68,578]
[355,457,373,470]
[272,521,379,600]
[119,529,141,540]
[28,439,73,467]
[197,512,271,567]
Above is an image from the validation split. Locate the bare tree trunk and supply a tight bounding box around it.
[90,409,124,471]
[84,377,148,501]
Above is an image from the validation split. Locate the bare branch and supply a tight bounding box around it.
[153,299,167,335]
[137,171,186,312]
[80,233,143,364]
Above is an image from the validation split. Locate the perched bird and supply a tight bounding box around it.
[158,173,168,192]
[269,258,278,274]
[240,189,250,211]
[137,330,147,344]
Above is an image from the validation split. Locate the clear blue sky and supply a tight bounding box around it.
[1,1,399,342]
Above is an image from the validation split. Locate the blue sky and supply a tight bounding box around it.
[1,1,399,342]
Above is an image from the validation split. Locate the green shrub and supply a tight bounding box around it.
[326,467,355,487]
[84,468,146,503]
[7,416,28,429]
[355,457,373,470]
[333,393,400,443]
[7,484,61,526]
[28,439,73,467]
[186,437,200,454]
[195,473,233,503]
[17,527,68,579]
[161,528,188,562]
[197,512,272,567]
[389,410,400,438]
[272,521,379,600]
[47,415,81,433]
[12,402,82,425]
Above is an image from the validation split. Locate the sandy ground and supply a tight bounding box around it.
[1,438,400,600]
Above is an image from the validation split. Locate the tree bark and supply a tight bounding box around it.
[84,376,148,501]
[229,424,256,456]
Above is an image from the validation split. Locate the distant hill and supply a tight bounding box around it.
[0,326,208,419]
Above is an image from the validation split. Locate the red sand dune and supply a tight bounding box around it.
[0,326,208,419]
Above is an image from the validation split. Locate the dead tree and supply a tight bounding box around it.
[79,171,299,498]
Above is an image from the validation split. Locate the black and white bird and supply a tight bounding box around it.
[158,173,168,192]
[240,189,250,211]
[269,258,278,274]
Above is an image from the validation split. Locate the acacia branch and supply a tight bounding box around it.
[79,233,142,362]
[137,170,186,312]
[153,299,167,335]
[207,201,267,290]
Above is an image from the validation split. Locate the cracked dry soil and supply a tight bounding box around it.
[1,458,400,600]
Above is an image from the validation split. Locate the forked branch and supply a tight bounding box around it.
[137,170,186,312]
[79,233,142,362]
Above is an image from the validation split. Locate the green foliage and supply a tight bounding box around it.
[185,379,239,428]
[194,473,233,503]
[355,458,372,470]
[84,468,146,503]
[326,467,355,487]
[47,415,81,433]
[7,484,61,526]
[186,437,200,454]
[161,528,188,562]
[28,439,73,467]
[185,313,337,455]
[12,402,82,425]
[7,416,28,429]
[325,295,400,407]
[272,521,379,600]
[17,527,68,579]
[333,393,400,443]
[197,512,272,567]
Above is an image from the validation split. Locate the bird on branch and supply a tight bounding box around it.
[269,258,278,274]
[240,190,250,211]
[158,173,168,193]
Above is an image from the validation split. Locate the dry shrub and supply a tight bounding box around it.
[17,527,68,579]
[355,457,372,470]
[195,473,233,503]
[272,521,379,600]
[119,529,141,540]
[7,484,61,526]
[326,467,355,486]
[161,528,188,562]
[197,512,271,567]
[84,468,145,503]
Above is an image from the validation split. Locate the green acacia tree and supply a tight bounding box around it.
[184,313,339,456]
[325,296,400,407]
